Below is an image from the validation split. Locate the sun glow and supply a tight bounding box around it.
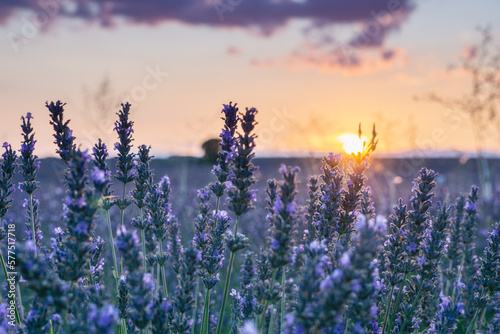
[336,133,368,155]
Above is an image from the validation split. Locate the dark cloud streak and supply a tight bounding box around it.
[1,0,416,72]
[0,0,415,32]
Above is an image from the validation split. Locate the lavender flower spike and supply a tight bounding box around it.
[46,100,76,163]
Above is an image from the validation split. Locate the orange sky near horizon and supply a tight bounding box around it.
[1,0,500,158]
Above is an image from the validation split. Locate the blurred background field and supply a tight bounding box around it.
[10,155,500,251]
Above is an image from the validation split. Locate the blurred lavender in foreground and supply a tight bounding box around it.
[0,100,499,334]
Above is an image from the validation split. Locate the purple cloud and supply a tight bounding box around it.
[0,0,415,32]
[2,0,416,72]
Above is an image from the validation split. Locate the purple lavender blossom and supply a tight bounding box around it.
[46,100,76,163]
[406,242,417,253]
[114,102,136,185]
[340,252,351,268]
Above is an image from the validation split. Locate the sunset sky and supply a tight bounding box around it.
[1,0,500,158]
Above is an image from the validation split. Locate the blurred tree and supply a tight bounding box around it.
[201,138,221,163]
[80,76,124,149]
[375,111,397,152]
[423,26,500,201]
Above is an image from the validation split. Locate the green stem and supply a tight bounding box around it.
[17,282,24,319]
[399,289,423,333]
[140,209,147,270]
[465,308,481,334]
[201,288,211,334]
[87,261,94,287]
[159,242,168,298]
[156,264,160,298]
[268,304,276,334]
[344,319,351,334]
[121,318,128,334]
[191,279,200,334]
[215,196,221,216]
[387,273,408,331]
[106,210,119,284]
[465,290,491,334]
[119,183,127,278]
[120,183,127,227]
[280,267,286,333]
[234,216,240,236]
[29,193,36,257]
[479,307,487,328]
[452,255,466,302]
[0,253,21,324]
[217,249,236,334]
[63,313,69,333]
[381,285,395,334]
[106,207,123,332]
[259,269,278,331]
[202,196,221,334]
[216,214,241,334]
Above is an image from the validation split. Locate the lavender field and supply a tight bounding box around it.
[10,155,500,256]
[0,101,499,334]
[2,2,500,333]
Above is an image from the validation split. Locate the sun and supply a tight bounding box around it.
[336,133,368,155]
